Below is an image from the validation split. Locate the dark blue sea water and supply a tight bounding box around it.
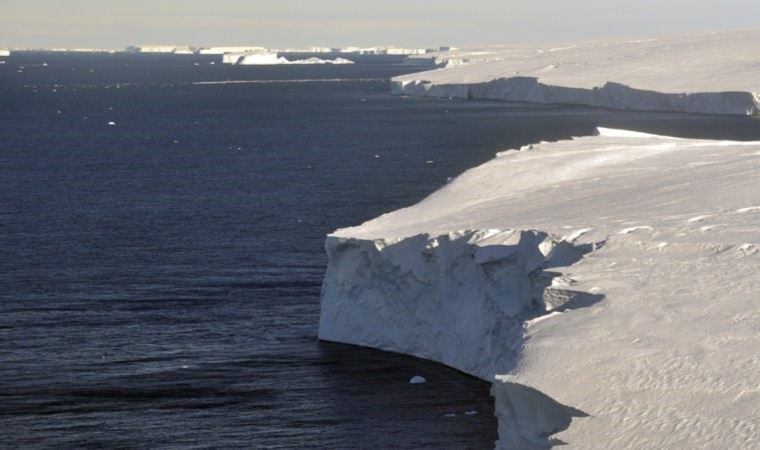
[2,52,760,449]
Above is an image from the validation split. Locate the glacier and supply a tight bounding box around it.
[319,128,760,448]
[392,29,760,116]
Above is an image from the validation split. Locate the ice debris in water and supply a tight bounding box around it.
[107,121,116,126]
[409,375,427,384]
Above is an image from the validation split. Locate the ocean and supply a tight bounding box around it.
[2,52,760,449]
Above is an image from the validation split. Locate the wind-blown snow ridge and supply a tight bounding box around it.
[319,128,760,448]
[392,29,760,116]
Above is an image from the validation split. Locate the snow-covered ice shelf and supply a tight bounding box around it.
[319,128,760,448]
[392,29,760,115]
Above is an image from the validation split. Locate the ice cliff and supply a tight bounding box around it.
[320,229,599,381]
[319,128,760,448]
[392,29,760,116]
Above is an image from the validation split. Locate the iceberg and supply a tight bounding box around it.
[222,53,354,65]
[234,53,289,65]
[319,128,760,448]
[136,45,195,54]
[339,46,432,55]
[392,29,760,116]
[284,57,354,65]
[0,49,10,57]
[199,46,268,55]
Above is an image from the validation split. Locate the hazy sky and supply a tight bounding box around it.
[2,0,759,49]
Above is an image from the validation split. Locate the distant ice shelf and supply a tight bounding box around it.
[319,128,760,448]
[392,29,760,116]
[222,53,354,65]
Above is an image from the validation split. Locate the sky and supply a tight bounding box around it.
[1,0,759,49]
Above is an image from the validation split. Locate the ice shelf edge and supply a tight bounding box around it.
[318,229,603,448]
[391,77,760,116]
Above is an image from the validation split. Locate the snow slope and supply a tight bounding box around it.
[392,29,760,115]
[319,129,760,448]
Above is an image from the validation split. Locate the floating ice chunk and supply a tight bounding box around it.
[409,375,427,384]
[464,410,478,416]
[107,121,116,126]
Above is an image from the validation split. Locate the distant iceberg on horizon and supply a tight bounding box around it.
[222,52,354,66]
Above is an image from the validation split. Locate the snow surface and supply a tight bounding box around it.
[392,29,760,115]
[319,128,760,448]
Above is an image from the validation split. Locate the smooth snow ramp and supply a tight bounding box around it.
[393,29,760,116]
[319,128,760,448]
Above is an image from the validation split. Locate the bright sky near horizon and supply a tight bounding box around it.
[1,0,759,49]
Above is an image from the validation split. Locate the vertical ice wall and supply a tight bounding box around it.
[319,228,601,447]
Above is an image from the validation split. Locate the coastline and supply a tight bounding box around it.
[391,29,760,116]
[317,29,760,448]
[319,126,760,447]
